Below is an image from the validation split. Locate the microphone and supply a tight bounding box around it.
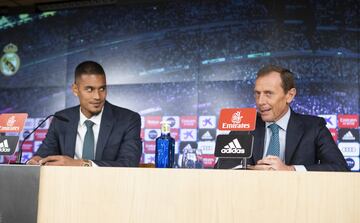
[15,114,69,164]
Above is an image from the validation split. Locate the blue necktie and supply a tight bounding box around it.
[82,120,95,160]
[266,123,280,157]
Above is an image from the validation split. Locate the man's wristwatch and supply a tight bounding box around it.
[81,159,92,167]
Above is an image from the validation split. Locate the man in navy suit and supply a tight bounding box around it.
[27,61,142,167]
[217,65,349,171]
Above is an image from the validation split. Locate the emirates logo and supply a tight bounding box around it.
[231,111,243,124]
[6,116,16,127]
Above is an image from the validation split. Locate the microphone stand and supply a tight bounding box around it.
[15,115,54,164]
[15,114,69,164]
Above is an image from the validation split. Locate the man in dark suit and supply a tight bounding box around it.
[217,65,349,171]
[27,61,142,167]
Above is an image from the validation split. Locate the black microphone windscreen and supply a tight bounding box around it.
[53,114,69,122]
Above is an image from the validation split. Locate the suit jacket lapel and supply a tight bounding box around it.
[64,106,79,157]
[95,102,114,160]
[285,110,304,164]
[252,115,265,163]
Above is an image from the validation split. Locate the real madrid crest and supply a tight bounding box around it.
[1,43,21,76]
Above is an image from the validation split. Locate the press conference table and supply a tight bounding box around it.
[35,167,359,223]
[0,165,358,223]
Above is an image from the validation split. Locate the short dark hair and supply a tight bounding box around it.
[74,61,106,83]
[256,65,295,93]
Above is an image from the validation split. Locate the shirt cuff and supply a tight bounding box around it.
[90,160,98,167]
[293,165,307,171]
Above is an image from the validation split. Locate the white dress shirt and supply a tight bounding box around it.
[263,108,306,171]
[74,107,103,167]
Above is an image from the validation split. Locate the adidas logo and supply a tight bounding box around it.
[201,131,213,140]
[221,138,244,154]
[342,131,356,141]
[0,139,11,153]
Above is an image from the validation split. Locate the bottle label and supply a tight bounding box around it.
[155,139,170,168]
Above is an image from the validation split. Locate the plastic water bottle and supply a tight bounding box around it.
[155,121,175,168]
